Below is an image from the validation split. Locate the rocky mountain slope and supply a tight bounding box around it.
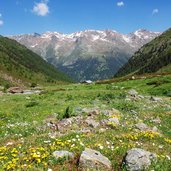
[0,36,72,86]
[10,29,160,81]
[115,28,171,77]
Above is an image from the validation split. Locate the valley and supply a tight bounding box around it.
[10,29,160,81]
[1,1,171,170]
[0,75,171,170]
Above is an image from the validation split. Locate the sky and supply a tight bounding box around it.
[0,0,171,35]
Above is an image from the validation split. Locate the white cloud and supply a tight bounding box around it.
[117,1,124,7]
[32,1,49,16]
[152,8,159,15]
[0,20,3,26]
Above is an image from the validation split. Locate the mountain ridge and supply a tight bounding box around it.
[115,28,171,77]
[9,29,161,81]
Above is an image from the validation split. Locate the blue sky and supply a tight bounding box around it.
[0,0,171,35]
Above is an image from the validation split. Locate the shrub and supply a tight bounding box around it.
[30,82,37,88]
[25,101,39,108]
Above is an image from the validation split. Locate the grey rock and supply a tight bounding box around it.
[79,148,112,170]
[23,90,42,94]
[128,89,138,97]
[108,118,120,125]
[152,117,161,124]
[150,96,162,102]
[85,118,99,128]
[152,126,158,132]
[102,108,121,117]
[124,148,156,171]
[82,108,100,116]
[80,128,91,134]
[138,95,144,99]
[135,123,149,131]
[53,150,74,160]
[101,117,120,128]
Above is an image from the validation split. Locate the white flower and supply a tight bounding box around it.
[71,144,75,147]
[72,138,76,142]
[166,155,171,160]
[80,142,84,146]
[44,140,51,144]
[6,142,13,146]
[99,145,104,150]
[159,145,163,149]
[106,141,110,145]
[47,169,52,171]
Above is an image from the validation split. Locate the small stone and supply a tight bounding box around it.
[152,126,158,132]
[79,148,112,170]
[85,118,99,128]
[150,96,162,102]
[135,123,149,131]
[53,150,74,160]
[108,118,120,125]
[82,108,100,116]
[128,89,138,97]
[152,117,161,124]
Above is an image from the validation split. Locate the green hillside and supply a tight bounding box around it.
[0,36,72,86]
[115,28,171,77]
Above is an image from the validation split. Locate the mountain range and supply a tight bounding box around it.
[0,36,72,86]
[10,29,160,81]
[115,28,171,77]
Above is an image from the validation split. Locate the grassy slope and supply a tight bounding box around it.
[0,36,73,86]
[0,75,171,170]
[115,28,171,77]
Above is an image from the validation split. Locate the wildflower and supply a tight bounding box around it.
[106,141,110,145]
[166,155,171,160]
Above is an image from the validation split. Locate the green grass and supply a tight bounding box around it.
[0,36,73,87]
[0,75,171,170]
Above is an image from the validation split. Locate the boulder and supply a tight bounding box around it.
[53,150,74,160]
[124,148,156,171]
[79,148,112,170]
